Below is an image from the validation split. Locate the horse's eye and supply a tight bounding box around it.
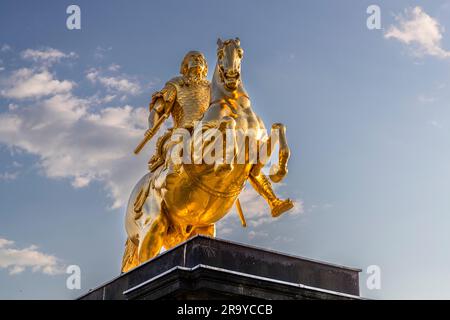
[217,51,224,59]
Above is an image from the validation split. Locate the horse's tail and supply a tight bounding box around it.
[121,238,139,273]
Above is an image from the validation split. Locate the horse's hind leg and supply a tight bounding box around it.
[190,224,216,238]
[121,238,139,273]
[138,211,169,265]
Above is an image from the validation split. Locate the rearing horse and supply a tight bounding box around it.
[121,38,291,272]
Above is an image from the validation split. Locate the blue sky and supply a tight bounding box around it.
[1,0,450,299]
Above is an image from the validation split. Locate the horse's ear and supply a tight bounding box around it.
[217,38,223,48]
[235,37,240,46]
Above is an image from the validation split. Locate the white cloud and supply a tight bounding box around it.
[218,227,233,236]
[86,68,141,96]
[0,92,150,208]
[0,171,18,181]
[94,46,112,60]
[428,120,443,129]
[272,235,294,244]
[101,94,117,103]
[0,48,156,209]
[248,230,268,240]
[8,103,18,111]
[0,239,14,248]
[0,238,64,276]
[21,48,77,65]
[12,161,22,168]
[108,64,121,72]
[418,94,437,104]
[1,68,74,99]
[0,44,12,53]
[385,7,450,59]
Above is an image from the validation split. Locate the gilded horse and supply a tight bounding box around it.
[122,38,291,272]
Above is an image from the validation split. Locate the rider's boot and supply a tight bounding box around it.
[249,173,294,217]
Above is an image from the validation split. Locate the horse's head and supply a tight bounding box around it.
[217,38,243,91]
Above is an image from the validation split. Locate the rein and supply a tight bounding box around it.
[209,92,250,112]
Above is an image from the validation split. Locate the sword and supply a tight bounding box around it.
[134,112,169,155]
[235,198,247,227]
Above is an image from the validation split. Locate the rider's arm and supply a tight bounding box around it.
[148,83,177,129]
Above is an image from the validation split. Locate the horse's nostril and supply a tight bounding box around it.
[225,70,239,78]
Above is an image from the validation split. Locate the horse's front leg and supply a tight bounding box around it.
[252,123,290,182]
[205,116,236,174]
[269,123,290,182]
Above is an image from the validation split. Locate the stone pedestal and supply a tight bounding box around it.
[78,235,361,300]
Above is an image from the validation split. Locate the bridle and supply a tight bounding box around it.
[216,40,242,86]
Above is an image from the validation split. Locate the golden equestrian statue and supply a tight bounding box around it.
[122,38,293,272]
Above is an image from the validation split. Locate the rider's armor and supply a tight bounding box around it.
[168,76,210,129]
[148,76,210,172]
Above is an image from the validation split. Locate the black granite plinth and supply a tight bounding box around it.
[78,235,361,300]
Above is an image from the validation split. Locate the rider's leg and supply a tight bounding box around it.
[138,212,169,264]
[248,172,293,217]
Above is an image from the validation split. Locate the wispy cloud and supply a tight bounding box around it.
[418,94,437,104]
[86,68,141,98]
[0,237,64,276]
[1,68,74,99]
[0,171,18,181]
[0,44,12,53]
[428,120,443,129]
[108,64,121,72]
[248,230,269,240]
[21,47,77,66]
[94,46,112,60]
[385,7,450,59]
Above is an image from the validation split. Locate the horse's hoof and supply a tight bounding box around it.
[271,123,285,131]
